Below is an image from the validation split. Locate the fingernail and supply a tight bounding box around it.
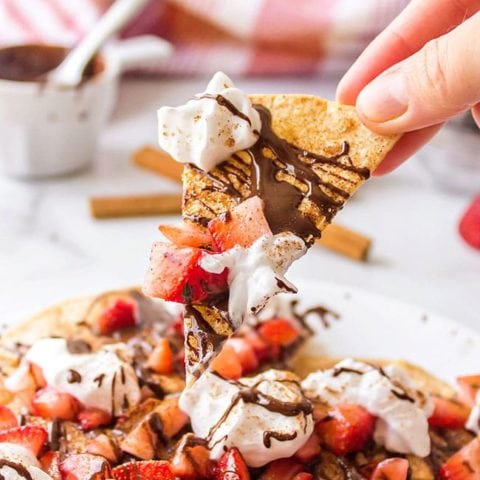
[356,68,408,123]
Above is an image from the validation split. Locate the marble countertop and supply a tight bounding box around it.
[1,76,479,329]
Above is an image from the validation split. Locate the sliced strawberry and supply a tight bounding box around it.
[440,437,480,479]
[87,434,120,463]
[243,330,280,363]
[371,458,409,480]
[428,396,470,429]
[316,404,375,456]
[208,196,272,251]
[111,461,174,480]
[227,338,259,375]
[292,474,313,480]
[0,405,18,431]
[215,448,250,480]
[160,222,213,249]
[294,433,321,464]
[459,195,480,250]
[211,344,242,380]
[31,387,81,421]
[147,338,174,375]
[78,407,112,431]
[144,242,228,304]
[96,299,138,335]
[457,375,480,407]
[260,458,304,480]
[258,318,300,347]
[40,451,62,480]
[171,434,212,479]
[0,425,47,457]
[59,453,112,480]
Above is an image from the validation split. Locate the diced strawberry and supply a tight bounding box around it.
[87,434,120,463]
[120,421,155,460]
[160,222,213,250]
[59,453,112,480]
[112,461,174,480]
[428,396,470,429]
[78,407,112,431]
[316,404,375,456]
[371,458,409,480]
[258,318,300,347]
[143,242,228,304]
[440,437,480,479]
[153,397,189,438]
[211,344,242,380]
[31,387,81,421]
[40,451,62,479]
[243,331,271,362]
[171,434,212,479]
[293,474,313,480]
[227,338,259,375]
[147,338,174,375]
[457,375,480,407]
[260,458,303,480]
[294,433,321,464]
[459,195,480,250]
[215,448,250,480]
[96,299,138,335]
[0,405,18,431]
[208,196,272,251]
[0,425,47,457]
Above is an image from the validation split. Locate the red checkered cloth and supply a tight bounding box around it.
[0,0,408,76]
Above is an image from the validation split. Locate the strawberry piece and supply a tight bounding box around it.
[0,425,47,457]
[211,344,242,380]
[87,434,120,463]
[147,338,174,375]
[316,404,375,456]
[59,453,112,480]
[30,363,46,388]
[260,458,304,480]
[459,195,480,250]
[457,375,480,407]
[0,405,18,431]
[428,396,470,429]
[78,407,112,431]
[258,318,300,347]
[440,437,480,479]
[293,474,313,480]
[294,433,321,464]
[171,434,212,479]
[111,461,174,480]
[154,397,189,438]
[144,242,228,304]
[215,448,250,480]
[227,338,259,375]
[208,196,272,251]
[160,222,213,249]
[40,451,62,480]
[31,386,81,421]
[120,420,155,460]
[96,299,138,335]
[371,458,409,480]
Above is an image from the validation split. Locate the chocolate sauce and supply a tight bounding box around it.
[0,44,103,83]
[94,373,105,387]
[263,430,297,448]
[291,300,340,331]
[199,93,253,126]
[391,388,415,403]
[67,369,82,383]
[66,338,91,354]
[49,418,63,451]
[0,460,33,480]
[332,367,363,377]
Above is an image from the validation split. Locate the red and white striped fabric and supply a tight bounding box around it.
[0,0,409,76]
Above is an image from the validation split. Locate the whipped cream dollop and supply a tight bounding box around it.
[466,391,480,433]
[0,443,52,480]
[157,71,261,171]
[301,359,434,457]
[26,338,141,416]
[180,369,313,467]
[200,232,306,328]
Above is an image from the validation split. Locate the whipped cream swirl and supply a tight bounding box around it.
[200,232,306,328]
[0,443,52,480]
[179,369,314,467]
[301,359,434,457]
[26,338,141,416]
[157,71,261,171]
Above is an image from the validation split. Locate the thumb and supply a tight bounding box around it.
[355,12,480,134]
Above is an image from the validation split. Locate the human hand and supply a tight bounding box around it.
[337,0,480,174]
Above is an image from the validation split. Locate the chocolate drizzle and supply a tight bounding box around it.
[67,369,82,383]
[0,460,33,480]
[199,93,253,126]
[263,430,298,448]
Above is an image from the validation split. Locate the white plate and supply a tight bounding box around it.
[292,278,480,383]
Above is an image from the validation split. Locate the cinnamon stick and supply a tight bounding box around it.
[132,146,183,183]
[316,224,372,261]
[90,193,182,219]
